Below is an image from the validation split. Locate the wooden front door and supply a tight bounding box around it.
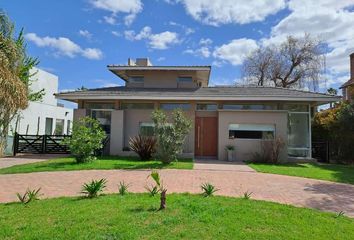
[195,117,218,157]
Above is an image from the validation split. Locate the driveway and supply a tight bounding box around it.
[0,154,68,169]
[0,167,353,217]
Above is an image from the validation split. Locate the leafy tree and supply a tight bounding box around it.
[0,11,44,155]
[64,117,106,163]
[243,34,323,91]
[312,102,354,163]
[151,109,192,164]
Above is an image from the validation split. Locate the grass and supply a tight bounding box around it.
[248,162,354,184]
[0,156,193,174]
[0,194,353,240]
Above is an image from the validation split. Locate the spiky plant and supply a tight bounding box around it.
[148,170,167,210]
[118,181,130,196]
[129,135,157,160]
[201,183,219,197]
[16,188,42,204]
[243,191,253,200]
[81,179,107,198]
[145,185,159,197]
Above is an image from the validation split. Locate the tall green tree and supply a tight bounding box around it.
[0,11,43,155]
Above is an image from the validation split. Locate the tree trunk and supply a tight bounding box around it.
[159,189,167,210]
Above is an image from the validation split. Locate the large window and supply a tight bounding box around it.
[121,102,154,110]
[222,104,275,110]
[85,102,115,109]
[229,124,275,140]
[139,123,155,136]
[177,77,192,83]
[196,103,218,111]
[128,76,144,83]
[160,103,191,110]
[288,113,310,157]
[54,119,64,135]
[91,110,112,134]
[45,118,53,135]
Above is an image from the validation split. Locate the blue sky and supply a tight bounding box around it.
[2,0,354,104]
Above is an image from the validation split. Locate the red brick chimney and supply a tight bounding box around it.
[351,53,354,80]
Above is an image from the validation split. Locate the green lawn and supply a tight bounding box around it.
[0,156,193,174]
[248,162,354,184]
[0,194,353,240]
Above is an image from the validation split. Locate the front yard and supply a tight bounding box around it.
[1,193,353,239]
[248,162,354,184]
[0,156,193,174]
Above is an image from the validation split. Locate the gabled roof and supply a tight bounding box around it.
[56,86,340,105]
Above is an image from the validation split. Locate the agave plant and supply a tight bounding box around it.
[201,183,219,197]
[118,181,130,196]
[16,188,42,204]
[129,135,157,161]
[81,179,107,198]
[145,184,159,197]
[243,191,253,200]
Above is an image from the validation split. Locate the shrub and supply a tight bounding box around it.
[81,179,107,198]
[251,137,285,163]
[16,188,42,204]
[118,181,130,196]
[201,183,219,197]
[129,135,157,160]
[64,117,106,163]
[148,170,167,210]
[152,109,192,164]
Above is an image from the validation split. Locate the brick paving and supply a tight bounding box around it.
[0,167,353,217]
[0,154,68,169]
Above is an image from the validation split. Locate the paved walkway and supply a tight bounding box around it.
[0,154,67,169]
[0,168,353,217]
[194,160,256,172]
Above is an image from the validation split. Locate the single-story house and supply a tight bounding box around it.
[56,58,340,162]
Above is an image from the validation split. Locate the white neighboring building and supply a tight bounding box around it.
[9,68,73,136]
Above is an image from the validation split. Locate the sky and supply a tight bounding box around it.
[2,0,354,108]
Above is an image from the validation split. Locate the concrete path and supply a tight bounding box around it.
[1,168,353,217]
[0,154,68,169]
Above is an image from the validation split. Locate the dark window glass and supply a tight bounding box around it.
[196,104,218,111]
[121,103,154,110]
[139,123,155,136]
[223,104,275,110]
[160,103,191,110]
[128,76,144,83]
[85,102,115,109]
[91,110,111,134]
[178,77,192,83]
[229,130,274,139]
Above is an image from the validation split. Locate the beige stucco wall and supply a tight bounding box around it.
[121,108,195,154]
[126,70,200,88]
[110,110,124,155]
[218,110,288,162]
[73,109,87,121]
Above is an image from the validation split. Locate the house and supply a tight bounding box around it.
[5,68,73,154]
[56,58,340,162]
[339,53,354,102]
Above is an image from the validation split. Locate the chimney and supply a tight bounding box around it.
[135,58,152,66]
[127,58,136,66]
[351,53,354,80]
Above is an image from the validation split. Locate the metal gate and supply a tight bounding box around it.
[13,133,71,155]
[312,141,329,163]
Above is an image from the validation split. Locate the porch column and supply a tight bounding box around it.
[110,110,124,155]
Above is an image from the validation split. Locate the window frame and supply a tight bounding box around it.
[159,103,191,111]
[120,102,155,110]
[177,76,193,83]
[128,76,144,83]
[228,123,276,140]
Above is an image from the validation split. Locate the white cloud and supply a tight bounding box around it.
[25,33,103,60]
[103,15,117,25]
[124,26,180,50]
[168,21,195,35]
[78,30,92,39]
[213,38,258,65]
[90,0,142,25]
[173,0,286,26]
[111,31,121,37]
[199,38,212,46]
[184,37,213,58]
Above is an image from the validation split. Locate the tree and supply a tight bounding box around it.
[151,109,192,164]
[0,11,43,156]
[312,102,354,163]
[327,88,338,108]
[64,117,106,163]
[243,34,323,91]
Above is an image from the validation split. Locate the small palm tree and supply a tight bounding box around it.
[81,179,107,198]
